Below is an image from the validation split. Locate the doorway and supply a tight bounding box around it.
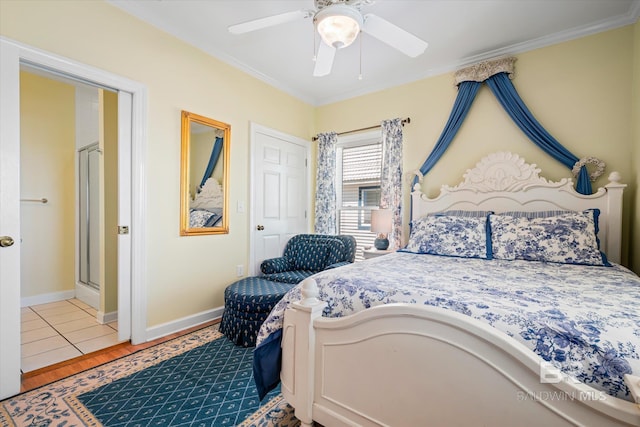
[0,37,147,400]
[19,70,120,372]
[249,123,312,275]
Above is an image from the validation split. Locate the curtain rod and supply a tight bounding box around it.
[312,117,411,141]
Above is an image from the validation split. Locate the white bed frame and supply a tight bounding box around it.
[279,152,640,426]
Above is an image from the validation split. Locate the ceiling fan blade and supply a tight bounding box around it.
[362,14,428,57]
[313,42,336,77]
[228,10,308,34]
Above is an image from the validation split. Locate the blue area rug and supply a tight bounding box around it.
[76,333,280,426]
[0,326,299,427]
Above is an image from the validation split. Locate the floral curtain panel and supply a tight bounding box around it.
[380,119,404,249]
[314,132,338,234]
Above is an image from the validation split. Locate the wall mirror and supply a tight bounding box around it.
[180,111,230,236]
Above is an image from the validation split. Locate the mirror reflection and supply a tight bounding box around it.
[180,111,230,235]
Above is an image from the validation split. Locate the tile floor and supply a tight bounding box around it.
[21,298,120,373]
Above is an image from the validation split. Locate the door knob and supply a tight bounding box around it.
[0,236,15,247]
[256,225,264,231]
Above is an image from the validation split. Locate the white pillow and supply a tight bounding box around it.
[191,178,223,210]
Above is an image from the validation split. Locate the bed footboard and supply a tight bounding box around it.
[281,278,640,427]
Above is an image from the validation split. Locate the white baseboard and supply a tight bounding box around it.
[145,306,224,342]
[75,283,99,309]
[97,310,118,324]
[21,290,75,308]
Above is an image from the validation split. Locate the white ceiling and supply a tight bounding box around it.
[109,0,640,106]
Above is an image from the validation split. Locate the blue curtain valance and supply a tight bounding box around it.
[415,57,592,195]
[200,136,224,189]
[485,72,592,194]
[414,80,482,184]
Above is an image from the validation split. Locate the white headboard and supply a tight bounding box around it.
[410,152,626,263]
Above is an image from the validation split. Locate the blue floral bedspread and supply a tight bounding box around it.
[254,252,640,401]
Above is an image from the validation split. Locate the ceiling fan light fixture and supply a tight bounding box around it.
[315,4,363,49]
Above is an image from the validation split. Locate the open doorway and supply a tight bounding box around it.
[19,69,120,373]
[1,37,146,399]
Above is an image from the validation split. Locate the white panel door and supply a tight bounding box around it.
[251,124,310,275]
[0,39,22,399]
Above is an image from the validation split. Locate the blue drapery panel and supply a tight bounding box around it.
[485,72,592,194]
[414,81,482,185]
[199,136,223,189]
[314,132,338,234]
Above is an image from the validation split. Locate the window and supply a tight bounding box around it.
[336,131,382,260]
[358,186,381,229]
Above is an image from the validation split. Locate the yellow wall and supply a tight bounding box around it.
[1,0,315,327]
[632,19,640,274]
[317,25,637,270]
[19,72,76,297]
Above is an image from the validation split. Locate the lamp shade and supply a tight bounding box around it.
[315,4,362,49]
[371,209,392,234]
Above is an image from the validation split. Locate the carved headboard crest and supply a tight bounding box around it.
[443,151,571,193]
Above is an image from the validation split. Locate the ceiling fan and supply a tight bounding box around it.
[228,0,429,77]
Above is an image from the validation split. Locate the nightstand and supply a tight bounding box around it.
[363,248,393,259]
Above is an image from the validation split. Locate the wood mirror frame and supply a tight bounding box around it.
[180,111,230,236]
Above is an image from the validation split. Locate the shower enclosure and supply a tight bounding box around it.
[78,143,101,299]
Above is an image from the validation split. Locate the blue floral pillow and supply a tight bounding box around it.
[489,211,609,266]
[189,209,219,228]
[402,215,489,259]
[495,209,603,247]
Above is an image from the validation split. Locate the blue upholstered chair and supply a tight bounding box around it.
[260,234,357,284]
[220,234,356,347]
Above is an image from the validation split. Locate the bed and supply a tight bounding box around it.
[253,151,640,426]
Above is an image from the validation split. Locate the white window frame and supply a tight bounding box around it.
[336,129,382,258]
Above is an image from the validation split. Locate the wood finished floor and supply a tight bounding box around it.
[20,319,220,394]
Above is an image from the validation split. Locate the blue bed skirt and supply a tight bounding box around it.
[252,329,283,400]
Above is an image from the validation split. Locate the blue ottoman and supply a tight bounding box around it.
[219,277,295,347]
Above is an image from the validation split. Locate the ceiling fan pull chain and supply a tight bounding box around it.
[313,24,317,62]
[358,31,363,80]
